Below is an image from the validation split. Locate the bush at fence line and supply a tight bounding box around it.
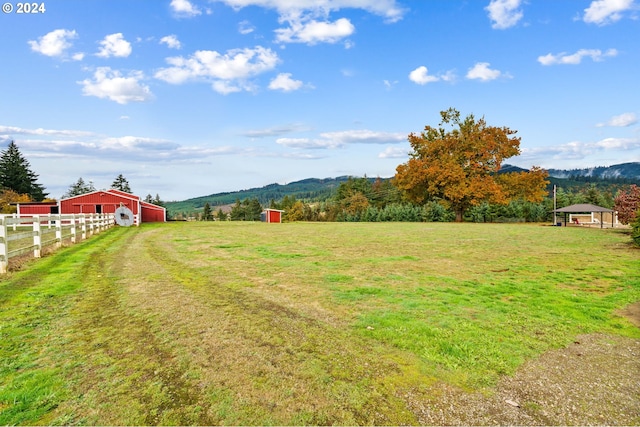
[468,200,548,223]
[631,212,640,247]
[335,202,454,223]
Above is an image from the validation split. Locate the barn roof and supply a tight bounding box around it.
[60,189,139,203]
[553,203,614,213]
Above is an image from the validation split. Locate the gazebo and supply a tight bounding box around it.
[553,203,615,228]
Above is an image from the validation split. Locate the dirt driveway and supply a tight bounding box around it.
[411,304,640,425]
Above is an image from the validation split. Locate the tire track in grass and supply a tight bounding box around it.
[50,226,218,426]
[0,228,130,425]
[105,226,431,425]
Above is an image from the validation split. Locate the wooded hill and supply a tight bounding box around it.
[165,163,640,216]
[166,177,352,215]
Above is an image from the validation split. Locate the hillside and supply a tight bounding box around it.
[166,176,356,215]
[165,163,640,216]
[547,162,640,180]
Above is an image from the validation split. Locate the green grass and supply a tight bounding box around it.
[0,222,638,425]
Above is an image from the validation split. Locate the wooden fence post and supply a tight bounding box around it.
[70,215,77,243]
[55,215,62,248]
[0,216,7,274]
[33,216,41,258]
[81,215,87,240]
[89,214,95,236]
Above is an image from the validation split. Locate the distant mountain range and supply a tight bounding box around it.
[165,163,640,215]
[545,162,640,180]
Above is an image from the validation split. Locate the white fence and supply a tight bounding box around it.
[0,213,115,274]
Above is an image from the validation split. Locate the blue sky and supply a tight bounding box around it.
[1,0,639,201]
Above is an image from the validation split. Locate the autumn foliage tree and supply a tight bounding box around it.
[614,184,640,225]
[0,189,31,214]
[394,109,549,221]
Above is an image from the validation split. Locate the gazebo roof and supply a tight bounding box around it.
[553,203,613,213]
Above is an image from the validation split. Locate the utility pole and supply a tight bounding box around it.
[553,184,557,225]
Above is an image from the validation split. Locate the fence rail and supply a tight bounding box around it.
[0,213,115,274]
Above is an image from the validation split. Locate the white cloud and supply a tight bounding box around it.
[596,112,638,127]
[520,137,640,162]
[485,0,524,29]
[243,124,311,138]
[28,29,78,58]
[211,0,403,46]
[268,73,304,91]
[378,146,409,159]
[102,136,179,151]
[275,18,355,44]
[210,0,406,23]
[79,67,154,104]
[96,33,132,58]
[160,35,182,49]
[211,80,245,95]
[583,0,634,25]
[277,137,339,149]
[277,130,404,149]
[1,125,246,164]
[238,20,255,35]
[170,0,201,17]
[465,62,506,81]
[409,66,440,85]
[383,79,398,90]
[537,48,618,65]
[0,125,95,138]
[155,46,280,92]
[320,129,405,145]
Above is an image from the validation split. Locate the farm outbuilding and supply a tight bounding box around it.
[15,189,166,225]
[553,203,618,228]
[15,201,59,215]
[261,208,284,223]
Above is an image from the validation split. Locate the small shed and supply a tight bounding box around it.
[553,203,617,228]
[15,201,59,215]
[261,208,284,223]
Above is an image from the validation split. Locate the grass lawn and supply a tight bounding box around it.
[1,221,638,425]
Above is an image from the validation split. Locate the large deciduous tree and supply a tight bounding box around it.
[0,141,47,201]
[0,189,31,214]
[393,109,548,221]
[614,184,640,225]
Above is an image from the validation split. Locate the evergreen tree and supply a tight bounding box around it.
[0,141,47,201]
[203,202,212,221]
[63,177,95,198]
[244,198,262,221]
[153,193,164,206]
[216,208,228,221]
[230,199,244,220]
[111,174,132,193]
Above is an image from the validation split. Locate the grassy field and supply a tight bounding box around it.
[1,222,638,425]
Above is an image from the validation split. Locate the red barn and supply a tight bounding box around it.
[59,189,166,224]
[15,190,165,225]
